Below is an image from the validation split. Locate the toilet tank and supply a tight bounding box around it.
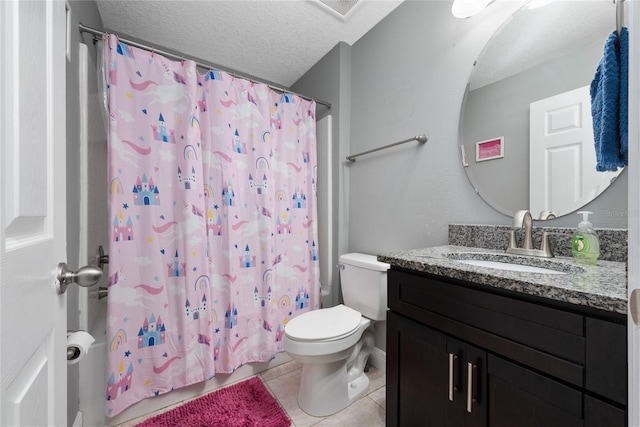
[339,253,390,321]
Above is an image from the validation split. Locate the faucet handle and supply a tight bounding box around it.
[540,231,567,258]
[498,229,518,250]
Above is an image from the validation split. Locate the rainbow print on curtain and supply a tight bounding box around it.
[104,36,320,416]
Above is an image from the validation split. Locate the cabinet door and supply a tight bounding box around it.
[584,395,626,427]
[447,338,487,427]
[585,317,627,404]
[387,312,449,427]
[487,355,583,427]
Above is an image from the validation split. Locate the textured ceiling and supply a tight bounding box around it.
[96,0,404,87]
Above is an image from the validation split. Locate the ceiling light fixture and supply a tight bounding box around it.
[319,0,359,17]
[451,0,494,18]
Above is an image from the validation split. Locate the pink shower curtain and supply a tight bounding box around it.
[104,36,320,417]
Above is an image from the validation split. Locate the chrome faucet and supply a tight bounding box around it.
[515,210,534,249]
[506,210,555,258]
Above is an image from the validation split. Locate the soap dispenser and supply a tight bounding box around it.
[571,211,600,265]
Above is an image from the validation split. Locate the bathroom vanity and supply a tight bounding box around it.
[381,245,627,427]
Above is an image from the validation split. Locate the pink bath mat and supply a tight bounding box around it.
[135,376,291,427]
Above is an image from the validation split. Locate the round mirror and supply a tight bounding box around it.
[459,0,624,219]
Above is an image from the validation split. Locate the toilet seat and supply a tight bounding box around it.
[285,304,362,342]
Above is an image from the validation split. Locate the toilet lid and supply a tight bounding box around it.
[285,304,362,341]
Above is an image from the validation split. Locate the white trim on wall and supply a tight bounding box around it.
[72,412,82,427]
[628,1,639,426]
[368,347,386,373]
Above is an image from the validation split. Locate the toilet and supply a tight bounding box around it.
[283,253,390,416]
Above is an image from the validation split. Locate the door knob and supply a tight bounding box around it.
[56,263,103,294]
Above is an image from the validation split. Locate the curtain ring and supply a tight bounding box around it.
[151,47,154,58]
[181,57,185,66]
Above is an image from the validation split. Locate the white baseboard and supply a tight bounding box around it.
[72,411,83,427]
[369,346,386,372]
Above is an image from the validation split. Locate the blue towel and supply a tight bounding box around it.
[591,29,627,171]
[620,27,629,163]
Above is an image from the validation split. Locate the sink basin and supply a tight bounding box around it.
[445,252,585,275]
[454,259,568,275]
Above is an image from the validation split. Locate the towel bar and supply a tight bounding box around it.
[347,134,428,162]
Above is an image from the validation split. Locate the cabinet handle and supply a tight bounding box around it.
[466,362,477,413]
[448,353,458,401]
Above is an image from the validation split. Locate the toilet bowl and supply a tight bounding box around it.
[284,305,375,416]
[283,253,389,417]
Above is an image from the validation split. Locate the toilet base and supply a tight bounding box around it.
[346,366,370,401]
[296,330,374,417]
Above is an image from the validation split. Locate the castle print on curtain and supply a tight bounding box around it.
[104,36,320,416]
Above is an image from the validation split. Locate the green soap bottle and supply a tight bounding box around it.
[571,211,600,265]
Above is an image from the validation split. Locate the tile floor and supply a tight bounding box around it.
[117,360,386,427]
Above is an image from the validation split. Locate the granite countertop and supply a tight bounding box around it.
[378,245,628,315]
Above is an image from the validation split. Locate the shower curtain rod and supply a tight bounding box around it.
[78,23,332,109]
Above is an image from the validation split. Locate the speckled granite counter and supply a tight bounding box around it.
[378,245,627,315]
[448,224,628,262]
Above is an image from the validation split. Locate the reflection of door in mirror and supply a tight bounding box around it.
[529,86,622,218]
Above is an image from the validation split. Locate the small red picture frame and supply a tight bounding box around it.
[475,137,504,162]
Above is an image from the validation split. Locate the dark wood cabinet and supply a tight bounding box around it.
[387,313,487,427]
[388,311,448,426]
[387,268,627,427]
[446,338,486,427]
[487,355,583,427]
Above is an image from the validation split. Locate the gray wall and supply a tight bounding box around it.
[65,1,103,425]
[297,0,627,265]
[347,0,517,254]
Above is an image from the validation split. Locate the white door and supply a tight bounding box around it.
[1,1,67,426]
[628,2,640,426]
[529,85,621,217]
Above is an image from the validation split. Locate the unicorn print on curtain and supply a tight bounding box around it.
[104,36,320,417]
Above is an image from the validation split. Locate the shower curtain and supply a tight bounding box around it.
[104,36,320,416]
